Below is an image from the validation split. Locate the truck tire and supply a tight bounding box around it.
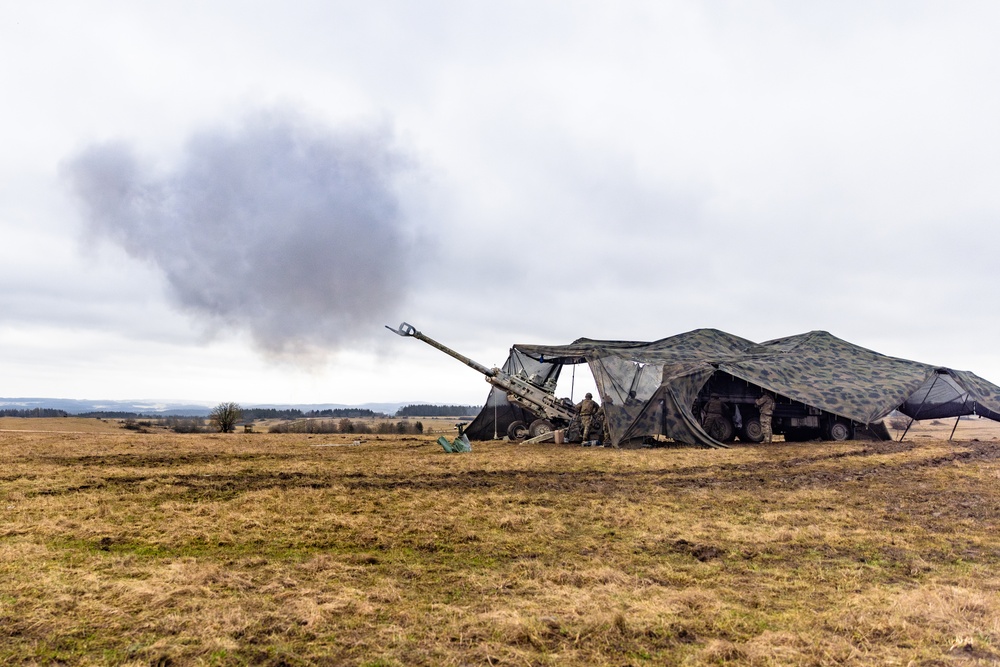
[825,420,853,441]
[507,421,529,440]
[704,415,735,443]
[739,418,764,443]
[528,419,554,439]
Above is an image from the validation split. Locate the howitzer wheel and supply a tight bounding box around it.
[528,419,554,439]
[507,421,529,440]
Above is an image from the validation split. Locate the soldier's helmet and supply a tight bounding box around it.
[585,393,593,399]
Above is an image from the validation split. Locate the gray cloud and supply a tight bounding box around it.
[3,2,998,405]
[63,109,421,360]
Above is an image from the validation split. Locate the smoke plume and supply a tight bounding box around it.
[63,109,418,360]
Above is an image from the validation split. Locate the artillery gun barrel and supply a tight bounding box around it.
[386,322,579,425]
[385,322,496,378]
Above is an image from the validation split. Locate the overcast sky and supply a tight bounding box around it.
[2,1,999,408]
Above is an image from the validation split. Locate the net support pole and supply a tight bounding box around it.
[570,364,576,402]
[948,415,961,441]
[898,418,915,443]
[899,373,940,443]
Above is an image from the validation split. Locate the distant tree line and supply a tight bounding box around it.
[269,419,423,435]
[242,407,387,420]
[306,408,387,418]
[77,411,184,419]
[395,404,479,417]
[6,407,392,421]
[2,405,474,421]
[0,408,69,418]
[241,408,304,420]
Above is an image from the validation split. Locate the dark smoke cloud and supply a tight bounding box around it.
[63,109,419,360]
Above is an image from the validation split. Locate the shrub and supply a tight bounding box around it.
[166,417,210,433]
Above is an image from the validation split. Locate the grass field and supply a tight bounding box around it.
[2,418,1000,666]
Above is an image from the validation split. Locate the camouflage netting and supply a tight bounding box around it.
[464,348,562,441]
[498,329,1000,448]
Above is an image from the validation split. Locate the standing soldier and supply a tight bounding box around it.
[576,392,599,442]
[600,396,614,447]
[755,390,776,443]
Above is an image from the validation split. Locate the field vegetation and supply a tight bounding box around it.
[1,417,999,666]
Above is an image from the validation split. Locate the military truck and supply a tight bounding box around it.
[693,371,869,443]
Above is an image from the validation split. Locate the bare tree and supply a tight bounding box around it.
[210,402,243,433]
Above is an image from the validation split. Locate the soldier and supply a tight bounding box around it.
[576,392,599,441]
[600,396,614,447]
[700,397,735,442]
[755,391,776,443]
[701,397,726,423]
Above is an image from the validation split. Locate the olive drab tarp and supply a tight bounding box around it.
[474,328,1000,448]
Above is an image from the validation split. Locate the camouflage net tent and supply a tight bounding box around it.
[467,329,1000,448]
[464,348,562,440]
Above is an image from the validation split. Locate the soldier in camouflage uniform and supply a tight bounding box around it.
[576,392,599,441]
[755,391,775,443]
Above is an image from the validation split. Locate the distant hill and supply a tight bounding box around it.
[0,397,469,418]
[0,397,217,416]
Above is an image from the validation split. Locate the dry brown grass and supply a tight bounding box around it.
[2,418,1000,666]
[0,416,128,433]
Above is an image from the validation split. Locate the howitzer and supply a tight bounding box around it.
[385,322,579,439]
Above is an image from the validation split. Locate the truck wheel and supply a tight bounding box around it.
[739,418,764,443]
[704,415,735,442]
[825,420,853,441]
[507,421,529,440]
[528,419,554,439]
